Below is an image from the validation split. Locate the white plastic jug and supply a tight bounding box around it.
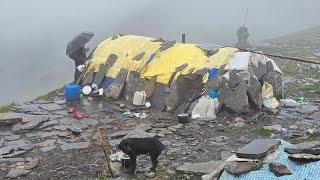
[133,91,146,106]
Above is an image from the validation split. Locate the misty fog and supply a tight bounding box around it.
[1,0,319,105]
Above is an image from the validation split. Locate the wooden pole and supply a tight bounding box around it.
[98,128,114,178]
[236,48,320,65]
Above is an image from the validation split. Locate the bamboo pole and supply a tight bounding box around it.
[98,128,114,178]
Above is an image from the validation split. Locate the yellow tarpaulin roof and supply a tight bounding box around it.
[87,34,238,84]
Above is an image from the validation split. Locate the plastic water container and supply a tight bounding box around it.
[133,91,146,106]
[64,84,81,102]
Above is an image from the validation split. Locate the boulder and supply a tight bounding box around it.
[81,69,94,86]
[228,70,242,88]
[266,61,274,72]
[137,76,156,98]
[124,71,141,101]
[218,81,249,114]
[257,60,268,80]
[166,74,204,112]
[105,68,129,99]
[151,83,168,111]
[262,71,284,99]
[247,76,262,108]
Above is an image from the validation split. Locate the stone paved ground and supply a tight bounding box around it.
[0,93,319,179]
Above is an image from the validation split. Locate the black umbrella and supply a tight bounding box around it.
[66,32,94,55]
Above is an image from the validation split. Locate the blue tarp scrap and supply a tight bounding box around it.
[219,140,320,180]
[208,68,219,80]
[118,113,130,121]
[102,77,115,89]
[146,52,156,64]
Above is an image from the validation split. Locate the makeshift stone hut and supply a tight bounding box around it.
[77,34,284,115]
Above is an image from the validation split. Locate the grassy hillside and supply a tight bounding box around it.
[267,26,320,43]
[258,26,320,100]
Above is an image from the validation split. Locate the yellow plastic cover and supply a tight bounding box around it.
[87,35,238,85]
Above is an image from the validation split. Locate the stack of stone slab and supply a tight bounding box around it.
[224,139,281,176]
[78,51,283,114]
[212,52,284,114]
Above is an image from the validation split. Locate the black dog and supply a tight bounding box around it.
[118,137,164,173]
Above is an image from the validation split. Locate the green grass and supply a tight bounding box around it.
[96,169,109,180]
[35,87,64,101]
[256,128,271,136]
[0,102,16,113]
[290,139,300,144]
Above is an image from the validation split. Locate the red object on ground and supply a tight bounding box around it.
[73,111,83,120]
[68,107,76,113]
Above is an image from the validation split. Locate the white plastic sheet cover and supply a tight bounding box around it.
[224,52,251,71]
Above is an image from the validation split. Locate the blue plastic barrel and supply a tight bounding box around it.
[64,84,80,102]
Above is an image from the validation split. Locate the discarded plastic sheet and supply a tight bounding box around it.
[134,112,147,119]
[262,82,279,109]
[220,140,320,180]
[76,65,85,72]
[118,114,130,121]
[102,77,114,89]
[224,52,250,71]
[191,96,218,120]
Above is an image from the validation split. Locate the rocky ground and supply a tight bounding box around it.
[0,91,319,179]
